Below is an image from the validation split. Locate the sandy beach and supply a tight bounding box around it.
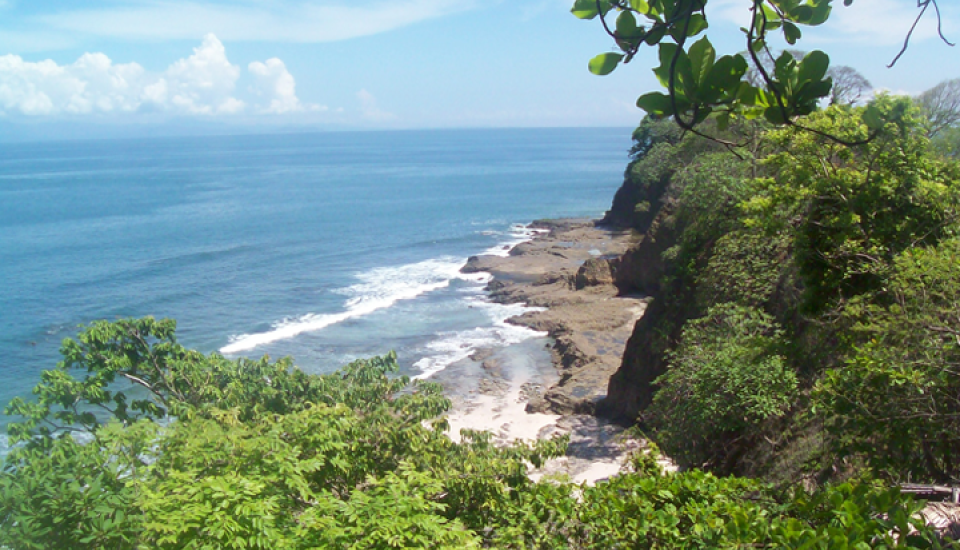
[431,219,670,483]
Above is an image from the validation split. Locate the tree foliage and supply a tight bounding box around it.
[647,303,796,469]
[0,317,948,548]
[0,318,563,549]
[573,0,953,139]
[605,89,960,488]
[743,95,960,311]
[816,238,960,482]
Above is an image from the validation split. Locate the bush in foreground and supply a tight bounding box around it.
[0,318,946,548]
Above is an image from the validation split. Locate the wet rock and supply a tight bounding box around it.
[575,257,619,289]
[461,255,503,274]
[470,348,495,362]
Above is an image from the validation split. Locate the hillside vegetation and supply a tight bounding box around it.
[601,94,960,488]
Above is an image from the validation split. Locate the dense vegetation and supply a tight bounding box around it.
[0,318,950,548]
[601,88,960,493]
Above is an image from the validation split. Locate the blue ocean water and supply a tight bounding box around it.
[0,127,630,418]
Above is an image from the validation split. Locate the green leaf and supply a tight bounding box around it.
[686,13,708,36]
[693,106,713,125]
[807,0,832,25]
[796,50,830,84]
[571,0,611,19]
[687,36,716,88]
[636,92,674,118]
[764,105,788,124]
[782,21,802,44]
[588,52,625,75]
[796,77,832,104]
[790,4,814,22]
[641,0,663,21]
[644,25,667,45]
[652,41,695,99]
[668,13,708,42]
[629,0,650,12]
[653,42,678,87]
[772,50,797,84]
[701,55,748,103]
[616,10,640,37]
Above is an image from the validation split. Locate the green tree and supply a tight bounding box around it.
[0,318,948,548]
[645,303,796,470]
[816,238,960,482]
[0,318,564,549]
[744,96,960,311]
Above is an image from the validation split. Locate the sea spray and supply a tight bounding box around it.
[221,257,467,354]
[221,224,550,380]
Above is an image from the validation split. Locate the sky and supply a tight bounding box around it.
[0,0,956,139]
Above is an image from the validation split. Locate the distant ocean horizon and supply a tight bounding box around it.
[0,126,632,436]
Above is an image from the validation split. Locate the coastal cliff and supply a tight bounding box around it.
[595,100,960,487]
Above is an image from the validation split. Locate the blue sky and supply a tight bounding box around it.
[0,0,956,136]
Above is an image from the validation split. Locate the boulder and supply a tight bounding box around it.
[575,258,618,289]
[460,255,503,274]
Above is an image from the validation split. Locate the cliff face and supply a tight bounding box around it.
[595,298,667,424]
[603,168,672,235]
[612,206,675,297]
[596,124,710,424]
[597,206,691,424]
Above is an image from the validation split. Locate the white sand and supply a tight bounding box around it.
[442,357,650,486]
[445,370,561,445]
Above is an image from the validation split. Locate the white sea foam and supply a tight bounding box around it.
[481,223,548,257]
[456,271,492,285]
[220,257,468,354]
[412,298,547,380]
[220,223,545,357]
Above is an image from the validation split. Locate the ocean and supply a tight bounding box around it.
[0,127,631,435]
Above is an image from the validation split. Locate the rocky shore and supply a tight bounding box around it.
[436,218,672,483]
[462,218,647,415]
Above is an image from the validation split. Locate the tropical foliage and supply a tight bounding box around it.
[573,0,953,137]
[0,317,948,548]
[607,79,960,498]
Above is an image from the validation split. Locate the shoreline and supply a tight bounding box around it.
[431,218,668,483]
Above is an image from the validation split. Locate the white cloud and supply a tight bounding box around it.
[0,52,144,115]
[0,34,314,117]
[249,58,324,114]
[357,88,396,121]
[159,33,243,114]
[38,0,477,43]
